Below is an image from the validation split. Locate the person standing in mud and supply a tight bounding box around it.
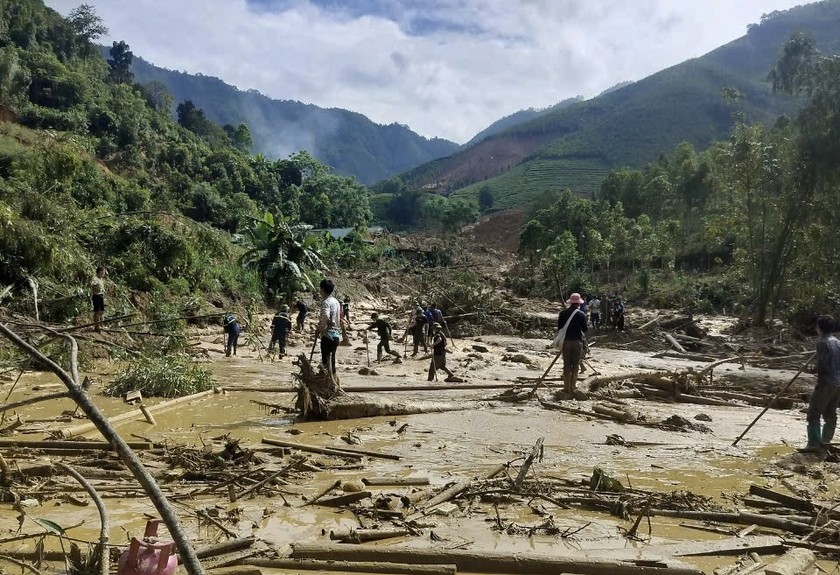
[612,298,626,331]
[316,279,341,376]
[410,306,429,356]
[295,299,307,332]
[269,304,292,357]
[422,303,433,345]
[90,266,106,332]
[557,293,588,395]
[368,312,401,363]
[223,312,240,357]
[802,315,840,451]
[428,322,458,382]
[589,295,602,329]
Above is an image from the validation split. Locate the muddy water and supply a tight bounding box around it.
[0,322,831,574]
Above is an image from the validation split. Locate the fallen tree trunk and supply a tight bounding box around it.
[0,439,152,450]
[262,438,400,460]
[293,355,467,420]
[290,543,704,575]
[241,559,456,575]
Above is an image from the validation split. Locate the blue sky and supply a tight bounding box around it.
[46,0,812,143]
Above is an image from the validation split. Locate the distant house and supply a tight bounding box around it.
[310,227,385,242]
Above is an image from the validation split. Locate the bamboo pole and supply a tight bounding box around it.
[0,323,206,575]
[59,387,219,438]
[228,383,538,393]
[732,353,816,447]
[261,437,401,460]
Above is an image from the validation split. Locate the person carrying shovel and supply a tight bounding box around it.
[368,312,402,364]
[556,293,588,396]
[801,315,840,452]
[428,322,461,382]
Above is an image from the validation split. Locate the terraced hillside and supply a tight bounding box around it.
[394,0,840,207]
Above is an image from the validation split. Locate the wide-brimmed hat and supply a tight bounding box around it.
[432,322,442,330]
[567,293,584,305]
[279,304,289,312]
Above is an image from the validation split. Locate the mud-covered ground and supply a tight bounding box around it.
[1,304,838,574]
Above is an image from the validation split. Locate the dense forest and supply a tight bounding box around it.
[0,0,377,320]
[513,31,840,324]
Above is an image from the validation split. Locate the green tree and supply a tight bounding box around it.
[237,211,324,300]
[540,231,579,301]
[67,4,107,43]
[478,186,494,213]
[108,40,134,84]
[139,80,173,113]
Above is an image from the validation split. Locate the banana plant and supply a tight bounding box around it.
[236,211,324,300]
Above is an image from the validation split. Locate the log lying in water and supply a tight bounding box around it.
[293,354,467,421]
[290,543,704,575]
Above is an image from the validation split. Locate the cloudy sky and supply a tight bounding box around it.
[46,0,809,143]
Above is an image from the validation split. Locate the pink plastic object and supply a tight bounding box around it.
[117,520,177,575]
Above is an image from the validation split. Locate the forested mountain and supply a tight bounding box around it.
[393,0,840,210]
[463,97,583,147]
[0,0,375,318]
[129,56,459,185]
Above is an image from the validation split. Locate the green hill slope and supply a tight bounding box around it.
[398,0,840,209]
[129,56,459,185]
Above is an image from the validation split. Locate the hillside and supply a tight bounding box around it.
[463,97,583,147]
[129,56,459,184]
[0,0,375,320]
[395,0,840,209]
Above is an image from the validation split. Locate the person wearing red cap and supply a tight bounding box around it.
[557,293,589,395]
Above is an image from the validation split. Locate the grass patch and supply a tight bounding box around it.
[105,355,214,398]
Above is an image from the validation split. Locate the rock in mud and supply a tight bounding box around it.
[472,345,489,353]
[502,353,536,365]
[341,479,366,493]
[662,414,712,433]
[358,367,381,376]
[694,413,713,422]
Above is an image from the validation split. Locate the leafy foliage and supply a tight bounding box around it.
[106,354,214,398]
[0,0,373,311]
[237,212,324,301]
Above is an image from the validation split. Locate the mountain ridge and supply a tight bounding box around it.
[128,54,459,185]
[392,0,840,209]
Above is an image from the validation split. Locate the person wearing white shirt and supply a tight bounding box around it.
[317,279,341,375]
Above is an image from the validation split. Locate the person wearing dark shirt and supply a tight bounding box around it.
[556,293,589,394]
[612,298,625,331]
[342,296,352,324]
[223,313,240,357]
[803,315,840,451]
[428,323,457,382]
[295,300,307,332]
[410,307,428,356]
[368,312,401,363]
[269,304,292,357]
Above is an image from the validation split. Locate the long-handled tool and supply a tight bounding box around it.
[444,324,458,350]
[364,333,371,367]
[528,352,562,398]
[308,333,319,363]
[732,352,816,447]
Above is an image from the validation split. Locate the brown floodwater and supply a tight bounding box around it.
[1,322,836,574]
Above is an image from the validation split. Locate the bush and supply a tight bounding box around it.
[105,354,214,398]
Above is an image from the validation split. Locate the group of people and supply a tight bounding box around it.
[222,280,460,384]
[576,294,626,331]
[364,300,457,381]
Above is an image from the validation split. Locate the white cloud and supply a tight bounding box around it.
[45,0,809,143]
